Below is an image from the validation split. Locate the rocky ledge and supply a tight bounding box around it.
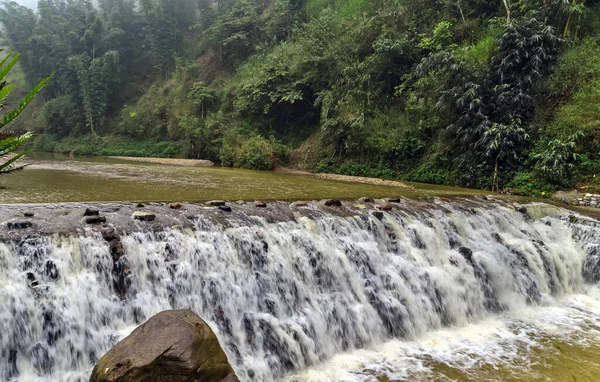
[0,197,512,239]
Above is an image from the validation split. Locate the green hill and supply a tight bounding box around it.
[1,0,600,194]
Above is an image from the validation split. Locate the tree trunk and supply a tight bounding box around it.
[502,0,511,24]
[493,157,499,192]
[564,0,577,36]
[457,0,466,22]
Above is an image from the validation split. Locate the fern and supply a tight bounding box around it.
[0,50,53,176]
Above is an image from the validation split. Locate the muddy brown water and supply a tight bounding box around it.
[0,153,487,204]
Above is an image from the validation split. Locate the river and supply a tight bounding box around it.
[1,155,600,382]
[0,154,483,204]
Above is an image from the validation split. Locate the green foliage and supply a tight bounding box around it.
[2,0,600,193]
[506,171,557,196]
[220,132,289,170]
[0,131,33,174]
[315,159,396,179]
[532,133,583,187]
[418,21,455,52]
[0,48,52,175]
[306,0,367,19]
[36,134,185,157]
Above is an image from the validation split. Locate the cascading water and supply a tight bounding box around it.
[0,200,597,381]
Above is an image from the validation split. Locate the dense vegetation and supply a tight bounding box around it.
[1,0,600,193]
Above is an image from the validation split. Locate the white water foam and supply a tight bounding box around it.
[287,287,600,381]
[1,201,598,381]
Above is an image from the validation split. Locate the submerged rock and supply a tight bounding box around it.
[385,197,401,203]
[359,197,375,203]
[7,221,33,229]
[372,211,384,220]
[207,200,226,206]
[24,212,35,218]
[375,204,393,211]
[90,310,238,382]
[84,209,100,217]
[169,203,183,209]
[219,205,232,212]
[459,247,473,263]
[324,199,342,207]
[254,202,267,208]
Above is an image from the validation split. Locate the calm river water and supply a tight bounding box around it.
[0,153,482,204]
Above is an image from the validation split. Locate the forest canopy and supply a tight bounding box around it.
[1,0,599,194]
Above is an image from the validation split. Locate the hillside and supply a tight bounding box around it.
[1,0,600,194]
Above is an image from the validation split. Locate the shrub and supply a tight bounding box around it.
[220,132,289,170]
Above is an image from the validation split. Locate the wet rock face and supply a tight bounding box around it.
[101,226,129,297]
[90,310,238,382]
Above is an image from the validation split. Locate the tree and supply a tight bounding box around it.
[533,132,583,187]
[68,51,120,136]
[0,50,52,175]
[480,121,529,191]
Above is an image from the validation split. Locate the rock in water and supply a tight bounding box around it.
[132,212,156,222]
[324,199,342,207]
[84,208,100,217]
[86,216,107,224]
[90,310,238,382]
[7,221,33,229]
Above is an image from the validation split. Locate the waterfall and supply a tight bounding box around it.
[0,200,595,381]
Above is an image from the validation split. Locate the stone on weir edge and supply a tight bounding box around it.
[84,208,99,217]
[132,211,156,222]
[291,201,309,208]
[85,216,106,225]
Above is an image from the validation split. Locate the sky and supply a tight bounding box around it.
[12,0,38,10]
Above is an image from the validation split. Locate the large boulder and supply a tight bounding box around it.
[90,310,238,382]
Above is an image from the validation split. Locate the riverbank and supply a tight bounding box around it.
[107,156,214,167]
[104,157,414,188]
[277,167,414,189]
